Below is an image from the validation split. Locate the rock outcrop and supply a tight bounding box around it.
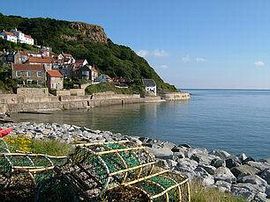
[67,22,108,43]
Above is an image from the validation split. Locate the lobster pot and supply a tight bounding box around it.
[56,141,156,199]
[107,171,190,202]
[0,153,67,201]
[0,139,10,153]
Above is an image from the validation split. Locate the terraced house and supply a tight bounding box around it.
[11,64,46,86]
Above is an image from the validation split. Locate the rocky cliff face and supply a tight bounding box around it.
[68,22,108,43]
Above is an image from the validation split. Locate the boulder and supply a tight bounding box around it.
[214,167,236,183]
[266,185,270,198]
[253,192,268,202]
[147,146,173,159]
[231,184,255,201]
[190,153,211,165]
[211,158,226,168]
[215,180,232,192]
[198,164,216,175]
[231,165,260,178]
[238,153,248,162]
[242,157,255,164]
[178,143,191,148]
[175,158,198,173]
[194,167,215,186]
[259,169,270,185]
[210,150,231,159]
[225,158,241,169]
[238,175,267,186]
[246,161,270,172]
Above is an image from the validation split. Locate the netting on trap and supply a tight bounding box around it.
[45,140,190,201]
[54,140,156,198]
[0,140,67,201]
[0,138,10,153]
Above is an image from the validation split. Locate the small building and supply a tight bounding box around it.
[57,53,75,65]
[74,59,88,70]
[12,64,46,86]
[47,70,63,90]
[95,74,112,83]
[142,79,157,96]
[27,56,53,71]
[11,28,34,45]
[73,64,99,82]
[0,31,17,43]
[90,65,99,82]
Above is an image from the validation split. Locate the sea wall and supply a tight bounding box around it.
[0,92,146,113]
[161,92,191,101]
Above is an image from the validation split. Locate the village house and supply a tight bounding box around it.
[0,31,17,43]
[96,74,112,83]
[11,63,46,86]
[142,79,157,96]
[46,70,63,90]
[27,56,53,71]
[57,53,76,65]
[74,59,88,69]
[11,28,34,45]
[73,64,99,82]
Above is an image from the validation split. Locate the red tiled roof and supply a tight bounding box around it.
[28,57,53,64]
[13,64,44,71]
[47,70,63,78]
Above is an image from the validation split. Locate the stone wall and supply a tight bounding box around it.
[161,92,191,101]
[56,89,85,96]
[17,88,48,96]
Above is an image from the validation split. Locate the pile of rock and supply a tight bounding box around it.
[139,137,270,202]
[1,122,270,201]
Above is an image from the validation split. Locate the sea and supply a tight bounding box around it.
[12,89,270,159]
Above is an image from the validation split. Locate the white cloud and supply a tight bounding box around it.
[160,64,169,69]
[136,50,150,58]
[254,61,265,67]
[195,57,207,63]
[136,49,168,58]
[182,54,191,63]
[182,55,207,63]
[152,49,168,57]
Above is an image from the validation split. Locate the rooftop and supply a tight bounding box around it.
[13,64,44,71]
[47,70,63,78]
[142,79,156,87]
[28,57,53,64]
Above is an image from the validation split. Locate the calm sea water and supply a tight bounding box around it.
[12,89,270,159]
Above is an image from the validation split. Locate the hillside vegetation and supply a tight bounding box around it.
[0,13,177,93]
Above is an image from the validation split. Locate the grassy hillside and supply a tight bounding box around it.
[0,13,177,93]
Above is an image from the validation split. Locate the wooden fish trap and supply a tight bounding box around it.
[37,140,190,201]
[0,140,67,201]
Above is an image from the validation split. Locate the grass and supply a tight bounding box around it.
[190,181,246,202]
[3,135,73,156]
[85,83,143,95]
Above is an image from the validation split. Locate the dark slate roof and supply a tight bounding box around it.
[142,79,156,87]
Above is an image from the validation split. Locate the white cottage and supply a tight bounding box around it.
[0,31,17,43]
[142,79,157,96]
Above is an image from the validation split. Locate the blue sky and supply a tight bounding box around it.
[1,0,270,89]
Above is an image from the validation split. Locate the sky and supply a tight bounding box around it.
[1,0,270,89]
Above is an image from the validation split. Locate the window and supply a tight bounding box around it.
[26,71,32,77]
[16,71,21,77]
[37,71,42,77]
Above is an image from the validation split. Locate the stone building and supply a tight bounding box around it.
[47,70,63,90]
[12,64,46,86]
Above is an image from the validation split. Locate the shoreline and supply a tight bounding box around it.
[1,122,269,201]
